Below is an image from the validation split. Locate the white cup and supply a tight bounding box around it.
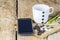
[32,4,54,24]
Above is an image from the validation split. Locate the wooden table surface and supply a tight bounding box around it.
[17,20,60,40]
[0,0,60,40]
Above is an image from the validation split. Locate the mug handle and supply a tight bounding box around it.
[49,7,54,14]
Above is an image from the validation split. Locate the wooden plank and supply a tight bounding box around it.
[0,0,16,40]
[41,24,60,38]
[48,31,60,40]
[18,0,60,40]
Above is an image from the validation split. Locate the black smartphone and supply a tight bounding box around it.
[18,18,33,35]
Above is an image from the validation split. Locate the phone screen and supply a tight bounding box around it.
[18,18,33,35]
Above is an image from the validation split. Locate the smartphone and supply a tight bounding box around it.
[18,18,33,35]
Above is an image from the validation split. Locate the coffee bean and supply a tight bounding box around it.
[42,15,44,17]
[42,11,45,14]
[42,18,44,20]
[41,22,44,24]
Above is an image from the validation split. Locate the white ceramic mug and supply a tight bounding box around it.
[32,4,54,24]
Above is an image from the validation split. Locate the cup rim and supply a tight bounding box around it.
[32,4,49,8]
[32,4,50,12]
